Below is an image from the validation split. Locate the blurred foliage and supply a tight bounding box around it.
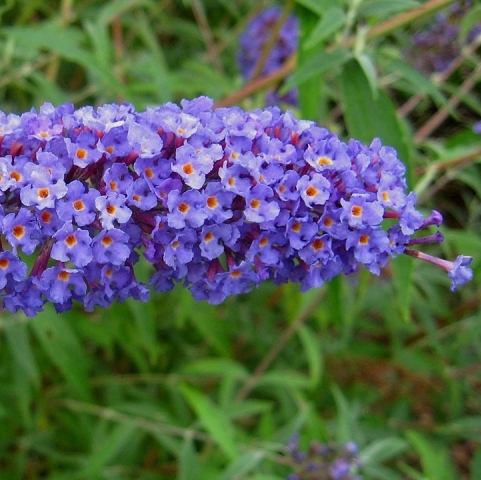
[0,0,481,479]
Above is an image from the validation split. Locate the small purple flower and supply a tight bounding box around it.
[95,192,132,229]
[244,184,280,223]
[56,180,100,226]
[127,122,163,157]
[37,266,87,305]
[65,130,103,167]
[172,142,219,189]
[297,173,330,207]
[163,230,197,267]
[20,169,68,210]
[2,208,42,254]
[51,222,93,267]
[167,189,207,229]
[0,251,28,289]
[340,193,384,228]
[92,228,131,265]
[448,255,474,291]
[199,224,234,260]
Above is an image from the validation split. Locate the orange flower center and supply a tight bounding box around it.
[207,196,218,209]
[182,163,194,175]
[351,206,363,217]
[177,202,189,214]
[13,225,25,239]
[73,200,85,211]
[58,271,70,281]
[65,234,77,247]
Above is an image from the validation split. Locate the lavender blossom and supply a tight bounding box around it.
[238,7,299,106]
[0,96,473,316]
[286,435,363,479]
[407,0,481,74]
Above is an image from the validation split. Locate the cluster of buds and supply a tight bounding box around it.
[408,0,481,74]
[286,435,363,480]
[0,96,473,316]
[238,6,299,106]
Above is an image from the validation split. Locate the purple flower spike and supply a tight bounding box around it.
[0,97,473,315]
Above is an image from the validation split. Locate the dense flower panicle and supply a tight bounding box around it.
[238,7,299,106]
[0,96,473,316]
[286,435,363,480]
[407,0,481,74]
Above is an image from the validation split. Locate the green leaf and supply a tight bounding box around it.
[294,0,333,16]
[331,385,359,443]
[297,325,323,388]
[181,385,238,460]
[80,422,138,477]
[406,430,458,480]
[178,434,201,480]
[357,0,420,17]
[256,371,312,390]
[180,358,248,380]
[471,445,481,480]
[438,416,481,441]
[360,437,409,465]
[30,309,92,401]
[355,53,378,99]
[340,57,410,163]
[4,21,127,98]
[386,58,447,107]
[458,4,481,42]
[3,319,40,388]
[281,49,352,96]
[303,7,346,49]
[391,255,414,322]
[220,450,265,480]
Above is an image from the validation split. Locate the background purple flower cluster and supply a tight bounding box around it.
[238,6,299,106]
[407,0,481,74]
[286,435,363,480]
[0,96,472,316]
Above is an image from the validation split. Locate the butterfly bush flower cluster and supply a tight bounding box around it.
[407,0,481,74]
[286,435,363,480]
[0,96,473,316]
[238,6,299,106]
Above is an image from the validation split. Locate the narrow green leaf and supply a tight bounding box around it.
[386,58,447,107]
[406,430,458,480]
[293,0,328,15]
[458,4,481,41]
[357,0,420,17]
[360,437,409,465]
[30,310,92,401]
[471,445,481,480]
[281,49,352,97]
[340,57,410,163]
[181,385,238,460]
[256,371,312,390]
[438,416,481,441]
[4,320,40,387]
[297,325,323,388]
[331,385,359,442]
[80,422,138,477]
[355,53,378,99]
[391,255,414,323]
[181,358,248,380]
[95,0,152,25]
[220,450,265,480]
[303,7,346,49]
[178,434,200,480]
